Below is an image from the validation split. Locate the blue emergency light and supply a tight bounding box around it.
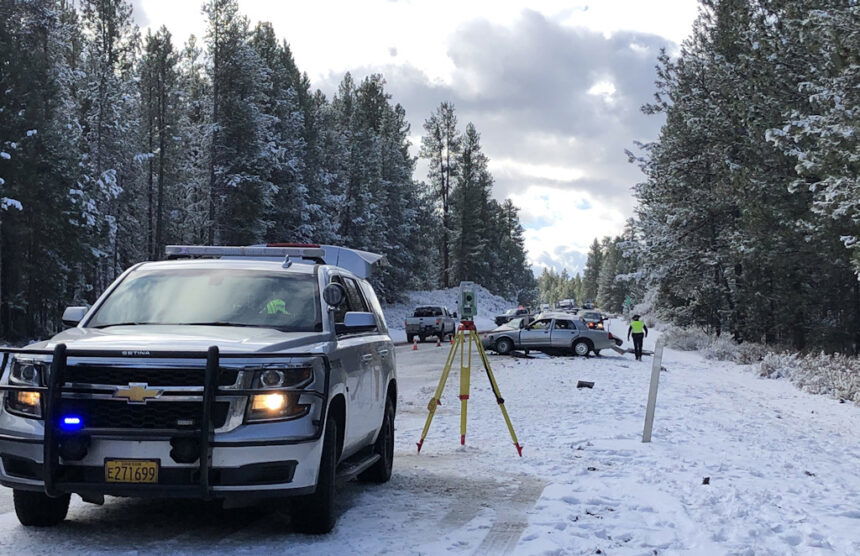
[60,415,83,431]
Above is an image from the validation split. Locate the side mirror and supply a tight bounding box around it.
[344,311,376,329]
[62,306,88,327]
[323,283,346,307]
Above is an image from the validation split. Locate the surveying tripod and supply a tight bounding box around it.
[416,321,523,457]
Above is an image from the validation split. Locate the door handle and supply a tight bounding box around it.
[361,354,374,362]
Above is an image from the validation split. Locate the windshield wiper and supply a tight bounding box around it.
[92,322,158,328]
[181,322,313,333]
[178,322,259,327]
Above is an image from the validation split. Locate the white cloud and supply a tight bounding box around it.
[510,186,628,275]
[135,0,698,275]
[490,159,586,183]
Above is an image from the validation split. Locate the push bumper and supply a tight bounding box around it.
[0,344,329,499]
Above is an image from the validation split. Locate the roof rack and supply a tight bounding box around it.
[164,244,385,279]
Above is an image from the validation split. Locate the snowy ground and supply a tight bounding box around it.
[383,285,512,342]
[0,322,858,554]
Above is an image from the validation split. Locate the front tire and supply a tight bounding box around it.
[13,490,70,527]
[359,397,394,483]
[495,337,515,355]
[406,333,414,344]
[293,416,338,534]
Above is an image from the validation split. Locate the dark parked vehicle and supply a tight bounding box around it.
[494,308,531,326]
[578,310,605,330]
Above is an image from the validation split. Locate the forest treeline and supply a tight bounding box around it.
[537,1,858,354]
[537,230,642,314]
[632,0,859,352]
[0,0,535,340]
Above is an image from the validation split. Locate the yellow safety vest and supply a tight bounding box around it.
[266,299,287,315]
[630,320,645,334]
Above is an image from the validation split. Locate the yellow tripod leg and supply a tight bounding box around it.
[417,330,462,453]
[471,330,523,457]
[459,330,472,445]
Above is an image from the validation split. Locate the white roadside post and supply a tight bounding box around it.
[642,337,665,443]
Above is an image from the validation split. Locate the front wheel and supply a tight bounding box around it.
[406,333,415,344]
[13,490,70,527]
[292,416,338,534]
[495,337,515,355]
[359,397,394,483]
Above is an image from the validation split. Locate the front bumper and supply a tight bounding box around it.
[0,345,329,499]
[0,433,322,498]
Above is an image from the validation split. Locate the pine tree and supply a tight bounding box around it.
[204,0,275,245]
[420,102,460,287]
[451,123,492,283]
[582,238,603,303]
[139,26,180,259]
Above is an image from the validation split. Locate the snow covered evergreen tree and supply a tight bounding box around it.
[420,102,460,288]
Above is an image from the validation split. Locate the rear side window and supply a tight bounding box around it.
[331,275,377,335]
[554,319,573,330]
[343,278,369,312]
[360,280,387,332]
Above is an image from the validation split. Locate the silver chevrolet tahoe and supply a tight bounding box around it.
[0,245,396,534]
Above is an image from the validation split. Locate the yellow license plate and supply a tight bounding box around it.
[104,459,159,483]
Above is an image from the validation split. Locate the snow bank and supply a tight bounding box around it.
[661,324,710,351]
[382,284,513,342]
[662,324,859,405]
[760,351,860,405]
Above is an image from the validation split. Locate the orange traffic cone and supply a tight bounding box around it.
[412,337,418,351]
[436,337,442,347]
[450,335,455,345]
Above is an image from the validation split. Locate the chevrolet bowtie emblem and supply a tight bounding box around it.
[113,383,163,404]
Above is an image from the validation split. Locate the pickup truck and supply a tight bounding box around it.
[483,311,622,356]
[0,244,396,534]
[405,306,457,343]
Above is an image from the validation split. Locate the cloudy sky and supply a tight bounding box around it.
[133,0,700,275]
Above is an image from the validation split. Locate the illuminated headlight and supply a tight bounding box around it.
[5,359,46,419]
[247,392,308,422]
[245,366,313,423]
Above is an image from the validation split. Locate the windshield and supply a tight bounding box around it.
[88,269,321,332]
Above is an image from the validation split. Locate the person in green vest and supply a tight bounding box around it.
[627,315,648,361]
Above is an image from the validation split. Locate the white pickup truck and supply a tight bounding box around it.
[404,306,458,343]
[0,244,396,534]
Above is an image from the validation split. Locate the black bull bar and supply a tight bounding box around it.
[0,345,329,498]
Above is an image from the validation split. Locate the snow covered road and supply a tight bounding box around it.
[0,326,858,554]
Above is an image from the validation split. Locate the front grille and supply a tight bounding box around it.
[64,366,239,387]
[57,399,231,429]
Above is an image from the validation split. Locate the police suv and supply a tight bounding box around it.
[0,244,396,534]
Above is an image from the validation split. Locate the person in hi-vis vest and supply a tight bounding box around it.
[627,315,648,361]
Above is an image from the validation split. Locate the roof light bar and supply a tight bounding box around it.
[165,245,326,260]
[164,244,386,279]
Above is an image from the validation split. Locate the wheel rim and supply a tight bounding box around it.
[497,339,511,354]
[574,342,589,356]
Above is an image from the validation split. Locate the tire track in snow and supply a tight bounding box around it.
[474,477,546,555]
